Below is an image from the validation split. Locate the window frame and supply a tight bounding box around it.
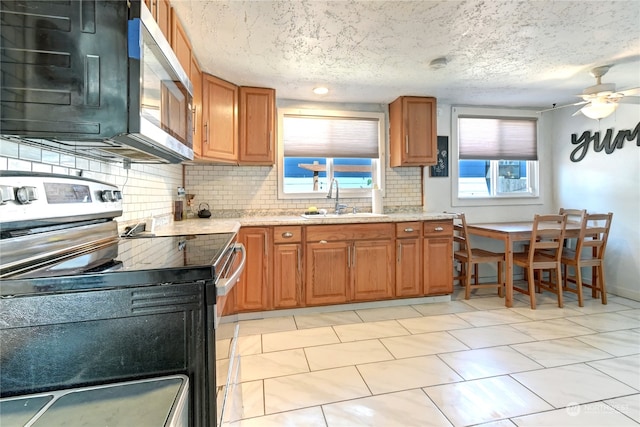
[277,107,386,200]
[451,106,543,207]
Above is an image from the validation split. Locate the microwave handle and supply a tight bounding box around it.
[216,243,246,296]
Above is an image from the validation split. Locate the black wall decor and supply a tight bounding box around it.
[570,122,639,162]
[430,136,449,177]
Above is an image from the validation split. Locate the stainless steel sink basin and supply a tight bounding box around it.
[301,213,388,219]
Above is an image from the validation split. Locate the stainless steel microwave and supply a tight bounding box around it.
[0,0,193,164]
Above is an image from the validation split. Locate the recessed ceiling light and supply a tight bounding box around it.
[429,57,448,69]
[313,87,329,95]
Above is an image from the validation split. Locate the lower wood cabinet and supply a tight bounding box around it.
[395,222,423,297]
[235,227,271,312]
[423,221,454,295]
[272,226,303,309]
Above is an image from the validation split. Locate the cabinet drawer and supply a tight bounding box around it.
[306,223,394,242]
[273,226,302,243]
[423,220,453,237]
[396,222,422,238]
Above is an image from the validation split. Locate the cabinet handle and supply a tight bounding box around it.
[192,107,196,134]
[434,226,444,232]
[203,122,208,144]
[319,240,327,244]
[282,232,293,238]
[264,232,268,256]
[297,247,301,272]
[347,245,351,268]
[405,135,409,153]
[352,245,356,267]
[404,227,414,233]
[398,242,402,262]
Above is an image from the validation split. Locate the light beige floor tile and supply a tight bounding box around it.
[294,311,362,329]
[439,346,543,380]
[425,375,553,426]
[512,363,637,407]
[608,296,640,309]
[262,327,339,352]
[475,420,517,427]
[225,380,264,422]
[509,304,584,321]
[356,355,462,394]
[238,335,263,356]
[618,308,640,321]
[238,316,298,336]
[411,300,478,316]
[510,318,596,340]
[605,394,640,423]
[564,300,632,314]
[588,355,640,389]
[239,348,309,382]
[455,309,531,327]
[513,290,575,307]
[355,305,422,322]
[462,296,527,310]
[380,331,468,358]
[263,366,370,413]
[511,401,639,426]
[228,406,327,427]
[566,312,640,332]
[322,389,452,427]
[217,337,231,359]
[575,329,640,356]
[511,337,612,367]
[304,339,393,370]
[448,324,534,349]
[398,314,473,333]
[332,319,409,342]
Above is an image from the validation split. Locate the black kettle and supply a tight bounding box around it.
[197,203,211,218]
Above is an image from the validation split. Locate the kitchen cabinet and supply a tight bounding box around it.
[239,87,276,165]
[201,74,238,163]
[145,0,171,41]
[190,57,203,157]
[171,9,192,77]
[423,220,454,295]
[272,226,303,308]
[389,96,437,167]
[235,227,271,312]
[305,224,394,305]
[395,222,423,297]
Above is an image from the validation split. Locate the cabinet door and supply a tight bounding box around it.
[396,237,422,296]
[389,96,437,166]
[236,228,271,312]
[156,0,171,41]
[305,241,350,305]
[202,74,238,162]
[352,240,394,301]
[423,236,453,295]
[239,87,275,165]
[190,57,203,157]
[171,10,192,77]
[273,243,302,308]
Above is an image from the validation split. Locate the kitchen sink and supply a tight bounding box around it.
[301,212,388,219]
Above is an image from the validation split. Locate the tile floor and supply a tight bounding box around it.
[217,288,640,427]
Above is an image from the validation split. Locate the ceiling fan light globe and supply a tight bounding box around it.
[580,102,618,119]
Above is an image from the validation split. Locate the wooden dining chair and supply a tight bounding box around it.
[513,214,567,309]
[561,212,613,306]
[452,213,505,300]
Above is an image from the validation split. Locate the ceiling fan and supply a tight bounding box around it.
[544,65,640,119]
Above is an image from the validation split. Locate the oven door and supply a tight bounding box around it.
[213,242,246,329]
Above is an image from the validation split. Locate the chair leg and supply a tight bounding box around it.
[497,261,504,298]
[598,264,607,304]
[575,265,584,307]
[473,264,479,285]
[465,264,473,300]
[527,268,537,309]
[555,265,563,308]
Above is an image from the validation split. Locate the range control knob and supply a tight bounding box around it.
[16,186,38,204]
[113,190,123,201]
[101,190,114,202]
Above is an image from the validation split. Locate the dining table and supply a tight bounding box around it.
[465,220,584,308]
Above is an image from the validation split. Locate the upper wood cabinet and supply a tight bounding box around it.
[201,74,238,163]
[170,9,192,76]
[389,96,437,167]
[145,0,171,41]
[238,87,276,165]
[190,57,202,157]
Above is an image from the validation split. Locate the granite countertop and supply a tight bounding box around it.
[151,212,454,236]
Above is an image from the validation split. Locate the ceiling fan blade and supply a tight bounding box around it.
[618,87,640,97]
[539,100,587,113]
[619,96,640,104]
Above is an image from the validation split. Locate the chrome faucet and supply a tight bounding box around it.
[326,178,347,214]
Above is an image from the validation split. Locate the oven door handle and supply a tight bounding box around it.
[215,243,246,296]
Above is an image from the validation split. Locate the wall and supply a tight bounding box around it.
[0,138,183,229]
[547,104,640,300]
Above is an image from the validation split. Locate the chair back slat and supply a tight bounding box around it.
[528,214,567,262]
[576,212,613,259]
[451,212,472,259]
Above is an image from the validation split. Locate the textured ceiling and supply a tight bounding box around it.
[171,0,640,110]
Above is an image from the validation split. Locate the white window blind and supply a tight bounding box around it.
[458,117,538,160]
[283,115,379,158]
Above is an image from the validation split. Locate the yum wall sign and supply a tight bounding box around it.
[570,122,640,162]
